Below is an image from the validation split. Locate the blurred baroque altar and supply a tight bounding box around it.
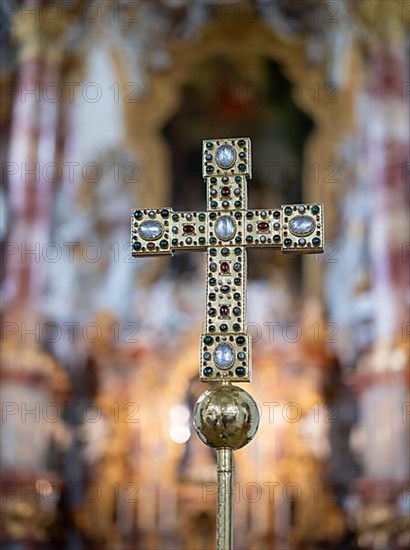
[0,1,409,549]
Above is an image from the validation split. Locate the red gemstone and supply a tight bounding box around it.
[220,305,229,316]
[257,222,269,231]
[183,224,195,234]
[220,262,230,273]
[221,186,230,197]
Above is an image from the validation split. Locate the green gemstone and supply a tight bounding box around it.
[204,336,214,345]
[210,213,216,220]
[210,177,217,184]
[132,242,141,251]
[234,278,241,285]
[312,237,321,246]
[235,212,241,219]
[203,367,213,377]
[159,240,168,249]
[210,248,217,256]
[234,201,241,208]
[134,210,143,220]
[235,237,241,243]
[210,237,217,244]
[236,336,245,345]
[235,176,241,182]
[246,212,253,219]
[172,213,179,221]
[246,236,253,243]
[171,238,178,246]
[211,201,218,208]
[198,213,206,221]
[284,238,292,246]
[233,293,241,300]
[206,166,214,173]
[199,237,206,245]
[238,163,246,172]
[206,141,213,149]
[273,235,280,242]
[234,248,241,255]
[235,366,246,377]
[311,205,320,214]
[284,207,293,216]
[233,324,240,332]
[160,209,169,218]
[209,277,216,285]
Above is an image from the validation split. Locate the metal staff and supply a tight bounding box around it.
[130,137,324,548]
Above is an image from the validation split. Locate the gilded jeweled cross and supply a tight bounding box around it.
[131,137,324,383]
[131,137,324,549]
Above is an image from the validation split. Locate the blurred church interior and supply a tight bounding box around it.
[0,1,409,549]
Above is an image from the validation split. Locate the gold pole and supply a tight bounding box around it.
[194,384,260,550]
[216,448,234,550]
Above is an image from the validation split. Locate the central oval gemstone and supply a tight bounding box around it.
[289,215,315,237]
[214,343,234,369]
[215,144,236,169]
[138,220,164,241]
[215,216,236,240]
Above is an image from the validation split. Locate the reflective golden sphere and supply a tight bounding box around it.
[193,384,260,450]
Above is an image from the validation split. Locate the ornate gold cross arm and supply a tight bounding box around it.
[131,137,324,384]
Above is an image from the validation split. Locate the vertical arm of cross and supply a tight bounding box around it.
[200,138,253,382]
[202,244,251,382]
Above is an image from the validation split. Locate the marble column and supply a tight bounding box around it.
[352,41,410,550]
[0,1,70,544]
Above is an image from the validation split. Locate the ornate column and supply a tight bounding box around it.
[347,6,410,547]
[1,1,70,544]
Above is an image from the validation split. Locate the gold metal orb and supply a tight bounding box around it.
[193,384,260,450]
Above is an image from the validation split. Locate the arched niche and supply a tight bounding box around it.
[114,16,356,296]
